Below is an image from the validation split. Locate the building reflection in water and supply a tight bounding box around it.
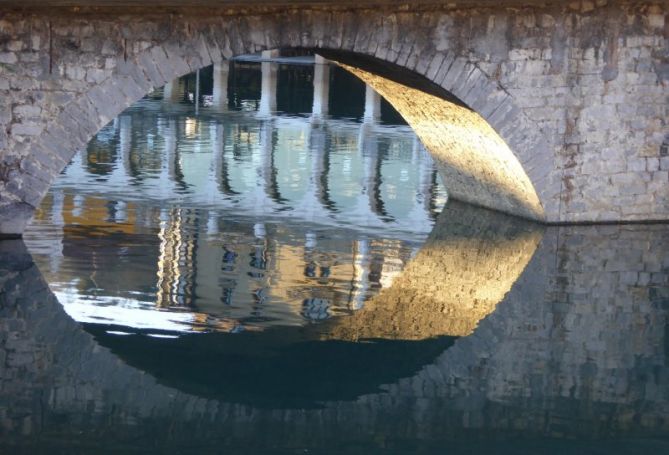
[24,59,447,335]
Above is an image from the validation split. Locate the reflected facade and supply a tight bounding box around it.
[24,60,446,335]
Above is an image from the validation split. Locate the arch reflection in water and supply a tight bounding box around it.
[73,202,542,408]
[2,206,669,452]
[25,60,447,335]
[3,201,542,410]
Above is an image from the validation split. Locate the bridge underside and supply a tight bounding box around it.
[327,53,544,221]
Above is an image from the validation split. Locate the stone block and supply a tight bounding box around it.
[12,105,41,120]
[0,52,17,64]
[626,160,648,172]
[425,53,446,81]
[10,123,43,136]
[85,68,107,84]
[660,157,669,170]
[137,52,167,87]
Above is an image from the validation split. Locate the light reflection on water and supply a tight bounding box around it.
[24,61,447,336]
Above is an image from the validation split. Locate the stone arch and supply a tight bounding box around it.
[0,10,560,237]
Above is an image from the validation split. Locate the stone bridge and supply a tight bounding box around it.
[0,0,668,236]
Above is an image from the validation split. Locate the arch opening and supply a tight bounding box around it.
[1,33,554,238]
[18,53,545,404]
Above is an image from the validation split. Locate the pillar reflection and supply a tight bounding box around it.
[259,120,284,205]
[158,119,178,195]
[156,208,198,308]
[358,121,388,220]
[308,121,336,212]
[118,114,133,180]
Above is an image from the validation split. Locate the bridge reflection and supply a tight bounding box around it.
[2,205,668,451]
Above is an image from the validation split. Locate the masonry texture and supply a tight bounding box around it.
[0,0,668,235]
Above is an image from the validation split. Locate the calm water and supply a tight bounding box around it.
[1,60,668,453]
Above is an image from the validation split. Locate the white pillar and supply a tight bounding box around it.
[312,55,330,119]
[261,49,280,60]
[163,79,181,103]
[212,61,230,109]
[259,50,279,116]
[194,69,200,113]
[363,84,381,123]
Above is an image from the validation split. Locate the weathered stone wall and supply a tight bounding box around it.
[0,0,667,234]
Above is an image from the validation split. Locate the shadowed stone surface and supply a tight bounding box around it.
[0,0,667,235]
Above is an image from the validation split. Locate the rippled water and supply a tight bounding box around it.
[24,61,446,336]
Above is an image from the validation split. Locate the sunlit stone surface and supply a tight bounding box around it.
[339,62,544,221]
